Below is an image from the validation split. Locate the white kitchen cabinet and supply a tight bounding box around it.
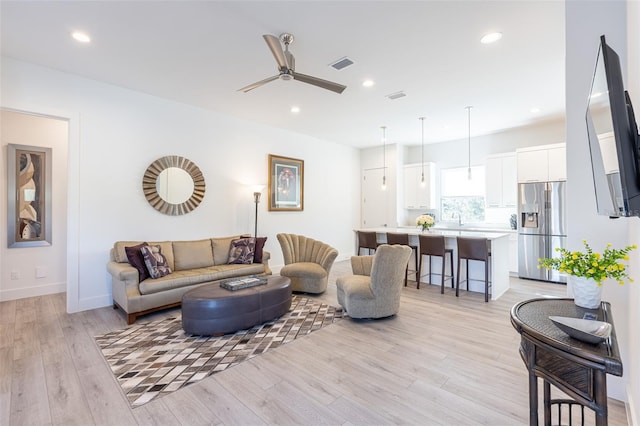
[403,163,435,209]
[517,143,566,182]
[485,153,517,208]
[547,146,567,181]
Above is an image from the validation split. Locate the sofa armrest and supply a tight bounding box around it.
[350,255,374,276]
[107,261,142,312]
[107,261,139,282]
[320,249,339,273]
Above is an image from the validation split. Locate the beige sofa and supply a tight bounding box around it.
[107,236,271,324]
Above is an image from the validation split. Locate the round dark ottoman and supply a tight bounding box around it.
[181,275,292,336]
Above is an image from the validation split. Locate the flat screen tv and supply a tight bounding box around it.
[586,35,640,217]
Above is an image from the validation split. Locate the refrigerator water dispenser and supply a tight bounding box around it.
[522,212,538,228]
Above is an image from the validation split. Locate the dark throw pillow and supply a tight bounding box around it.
[228,237,256,264]
[125,242,150,282]
[253,236,267,263]
[140,244,172,279]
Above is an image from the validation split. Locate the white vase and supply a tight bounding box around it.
[570,276,602,309]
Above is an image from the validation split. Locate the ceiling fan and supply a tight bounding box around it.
[238,33,346,94]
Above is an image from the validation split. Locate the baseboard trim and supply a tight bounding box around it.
[627,384,637,426]
[78,294,113,312]
[0,282,66,302]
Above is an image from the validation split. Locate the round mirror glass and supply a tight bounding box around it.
[156,167,194,204]
[143,155,206,216]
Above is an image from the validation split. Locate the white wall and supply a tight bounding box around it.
[1,57,360,312]
[405,117,566,170]
[565,0,633,404]
[0,110,68,300]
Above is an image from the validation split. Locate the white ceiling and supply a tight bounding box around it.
[0,1,566,148]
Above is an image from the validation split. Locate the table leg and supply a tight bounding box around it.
[543,380,551,426]
[594,370,608,426]
[529,371,538,426]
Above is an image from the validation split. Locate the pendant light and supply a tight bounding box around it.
[381,126,387,190]
[419,117,426,186]
[465,106,473,180]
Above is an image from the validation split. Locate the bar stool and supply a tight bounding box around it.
[357,231,379,255]
[456,237,491,302]
[417,234,454,292]
[386,232,419,286]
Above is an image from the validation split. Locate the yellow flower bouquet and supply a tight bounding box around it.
[538,240,636,285]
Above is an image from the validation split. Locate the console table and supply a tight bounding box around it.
[510,298,622,426]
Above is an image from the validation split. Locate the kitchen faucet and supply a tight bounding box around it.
[454,212,463,227]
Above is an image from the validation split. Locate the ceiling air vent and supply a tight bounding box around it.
[329,57,354,70]
[386,91,407,100]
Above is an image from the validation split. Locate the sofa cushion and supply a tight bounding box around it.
[173,239,215,271]
[228,237,256,264]
[114,240,174,269]
[280,262,327,279]
[141,244,172,279]
[125,242,150,282]
[138,263,267,295]
[211,235,242,265]
[254,236,267,263]
[113,241,146,263]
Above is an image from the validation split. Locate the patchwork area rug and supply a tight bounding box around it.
[95,295,344,407]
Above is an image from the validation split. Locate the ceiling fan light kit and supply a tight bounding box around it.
[239,33,346,94]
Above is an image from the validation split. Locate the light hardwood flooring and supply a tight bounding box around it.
[0,260,629,425]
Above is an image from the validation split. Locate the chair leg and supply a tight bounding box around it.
[414,248,419,281]
[417,254,422,290]
[440,254,445,294]
[404,265,408,287]
[428,256,433,285]
[485,261,489,302]
[449,251,455,288]
[456,257,461,297]
[466,259,470,292]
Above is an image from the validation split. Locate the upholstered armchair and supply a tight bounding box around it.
[277,233,339,294]
[336,244,412,319]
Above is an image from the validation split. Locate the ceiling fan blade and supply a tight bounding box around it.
[293,72,346,94]
[238,75,279,93]
[263,34,289,70]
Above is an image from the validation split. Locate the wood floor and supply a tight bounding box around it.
[0,260,629,425]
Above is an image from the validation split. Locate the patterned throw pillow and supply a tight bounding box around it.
[228,237,256,264]
[125,242,150,282]
[140,244,172,279]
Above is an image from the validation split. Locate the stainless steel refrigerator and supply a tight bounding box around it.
[518,181,567,283]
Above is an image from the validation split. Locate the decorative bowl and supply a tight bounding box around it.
[548,316,612,344]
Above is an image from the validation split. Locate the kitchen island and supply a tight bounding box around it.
[356,227,511,300]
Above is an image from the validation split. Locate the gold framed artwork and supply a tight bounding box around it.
[268,154,304,211]
[7,144,53,247]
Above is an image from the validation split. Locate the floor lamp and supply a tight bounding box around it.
[253,185,265,238]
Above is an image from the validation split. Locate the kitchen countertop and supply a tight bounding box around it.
[355,227,511,300]
[398,225,517,234]
[361,227,511,241]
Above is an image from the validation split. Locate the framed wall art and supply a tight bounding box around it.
[268,154,304,211]
[7,144,52,247]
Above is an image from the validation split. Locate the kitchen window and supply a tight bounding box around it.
[440,166,485,223]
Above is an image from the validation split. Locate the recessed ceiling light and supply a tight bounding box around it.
[530,107,541,113]
[290,106,300,114]
[480,32,502,44]
[71,31,91,43]
[362,80,375,87]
